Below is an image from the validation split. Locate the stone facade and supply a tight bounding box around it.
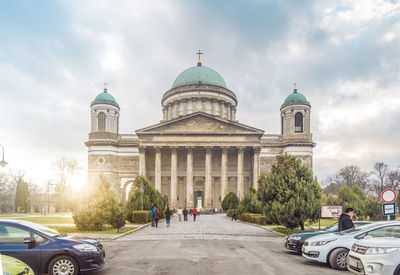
[86,62,315,209]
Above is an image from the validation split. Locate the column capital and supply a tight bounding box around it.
[221,147,229,153]
[171,146,178,153]
[155,146,162,152]
[186,146,194,153]
[238,146,245,153]
[206,147,213,153]
[139,146,147,153]
[252,146,261,153]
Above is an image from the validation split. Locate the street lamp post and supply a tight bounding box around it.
[0,144,7,167]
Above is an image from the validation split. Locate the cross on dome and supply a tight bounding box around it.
[196,50,203,66]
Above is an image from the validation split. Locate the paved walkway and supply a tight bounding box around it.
[120,213,278,241]
[88,214,344,275]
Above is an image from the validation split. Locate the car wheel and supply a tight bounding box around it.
[329,248,349,270]
[48,255,78,275]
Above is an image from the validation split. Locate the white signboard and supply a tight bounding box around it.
[321,206,342,218]
[383,203,396,216]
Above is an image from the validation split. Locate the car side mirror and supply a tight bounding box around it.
[24,237,36,248]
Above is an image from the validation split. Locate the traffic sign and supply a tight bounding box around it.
[381,189,397,203]
[383,202,396,216]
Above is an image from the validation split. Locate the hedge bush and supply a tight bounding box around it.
[132,210,151,224]
[226,209,233,217]
[253,215,267,225]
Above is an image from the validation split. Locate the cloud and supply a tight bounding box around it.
[0,0,399,188]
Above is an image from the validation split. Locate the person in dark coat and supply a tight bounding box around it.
[232,207,237,221]
[338,207,355,232]
[183,207,188,221]
[165,206,172,227]
[153,207,160,228]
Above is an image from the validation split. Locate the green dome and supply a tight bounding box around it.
[281,89,310,108]
[91,88,119,108]
[172,63,227,89]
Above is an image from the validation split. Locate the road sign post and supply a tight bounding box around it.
[381,189,397,221]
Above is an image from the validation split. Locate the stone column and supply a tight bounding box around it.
[205,147,212,208]
[170,148,178,208]
[221,147,228,199]
[237,147,244,198]
[253,147,260,189]
[186,147,194,208]
[139,146,146,178]
[155,147,162,192]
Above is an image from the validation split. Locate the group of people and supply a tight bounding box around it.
[150,206,199,227]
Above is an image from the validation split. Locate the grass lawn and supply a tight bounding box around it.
[49,226,135,235]
[305,218,338,227]
[272,226,315,235]
[14,216,74,224]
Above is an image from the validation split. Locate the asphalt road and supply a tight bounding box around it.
[86,214,345,275]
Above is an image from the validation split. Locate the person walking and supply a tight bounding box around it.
[338,207,355,232]
[183,207,188,221]
[165,206,172,228]
[153,207,160,228]
[192,208,198,221]
[150,205,155,227]
[177,207,183,222]
[232,207,237,221]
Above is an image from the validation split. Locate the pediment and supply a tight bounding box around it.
[136,112,264,136]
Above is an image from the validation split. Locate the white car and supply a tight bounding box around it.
[302,221,400,270]
[348,237,400,275]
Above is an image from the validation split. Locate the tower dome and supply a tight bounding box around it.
[281,87,310,108]
[91,87,119,108]
[172,62,227,89]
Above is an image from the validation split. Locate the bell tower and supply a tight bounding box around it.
[90,84,120,134]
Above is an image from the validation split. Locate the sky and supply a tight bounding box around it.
[0,0,400,189]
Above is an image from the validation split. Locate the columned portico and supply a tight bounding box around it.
[253,147,260,189]
[205,147,212,208]
[170,148,178,208]
[237,147,244,198]
[186,147,194,208]
[155,147,162,191]
[220,147,228,199]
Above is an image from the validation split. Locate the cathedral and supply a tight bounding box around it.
[85,56,315,209]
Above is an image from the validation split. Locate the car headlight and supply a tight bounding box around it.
[73,243,98,252]
[310,239,336,246]
[365,247,399,255]
[290,236,302,241]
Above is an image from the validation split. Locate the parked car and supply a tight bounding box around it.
[348,237,400,275]
[0,219,105,275]
[302,221,400,270]
[285,221,371,252]
[2,254,35,275]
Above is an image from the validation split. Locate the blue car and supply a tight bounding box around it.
[0,219,105,275]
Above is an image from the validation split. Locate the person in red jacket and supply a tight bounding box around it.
[192,208,198,221]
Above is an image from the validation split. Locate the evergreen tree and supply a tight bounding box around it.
[125,176,165,222]
[336,185,367,219]
[221,192,239,211]
[239,187,262,214]
[258,154,321,230]
[14,179,30,212]
[73,175,124,230]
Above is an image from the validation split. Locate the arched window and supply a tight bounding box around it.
[295,112,303,133]
[98,112,106,132]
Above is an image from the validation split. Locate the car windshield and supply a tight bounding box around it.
[323,223,338,232]
[18,221,62,237]
[337,223,377,235]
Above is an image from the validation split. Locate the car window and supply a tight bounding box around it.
[368,225,400,238]
[0,225,31,243]
[324,223,338,232]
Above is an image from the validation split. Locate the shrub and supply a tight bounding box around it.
[226,209,233,217]
[132,210,151,224]
[73,175,125,231]
[241,213,252,222]
[221,192,239,211]
[239,187,262,214]
[253,215,267,225]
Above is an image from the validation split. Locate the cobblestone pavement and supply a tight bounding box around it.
[120,213,277,241]
[87,214,345,275]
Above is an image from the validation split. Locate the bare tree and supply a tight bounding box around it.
[387,170,400,190]
[43,180,55,213]
[52,157,80,212]
[372,162,388,196]
[323,165,371,195]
